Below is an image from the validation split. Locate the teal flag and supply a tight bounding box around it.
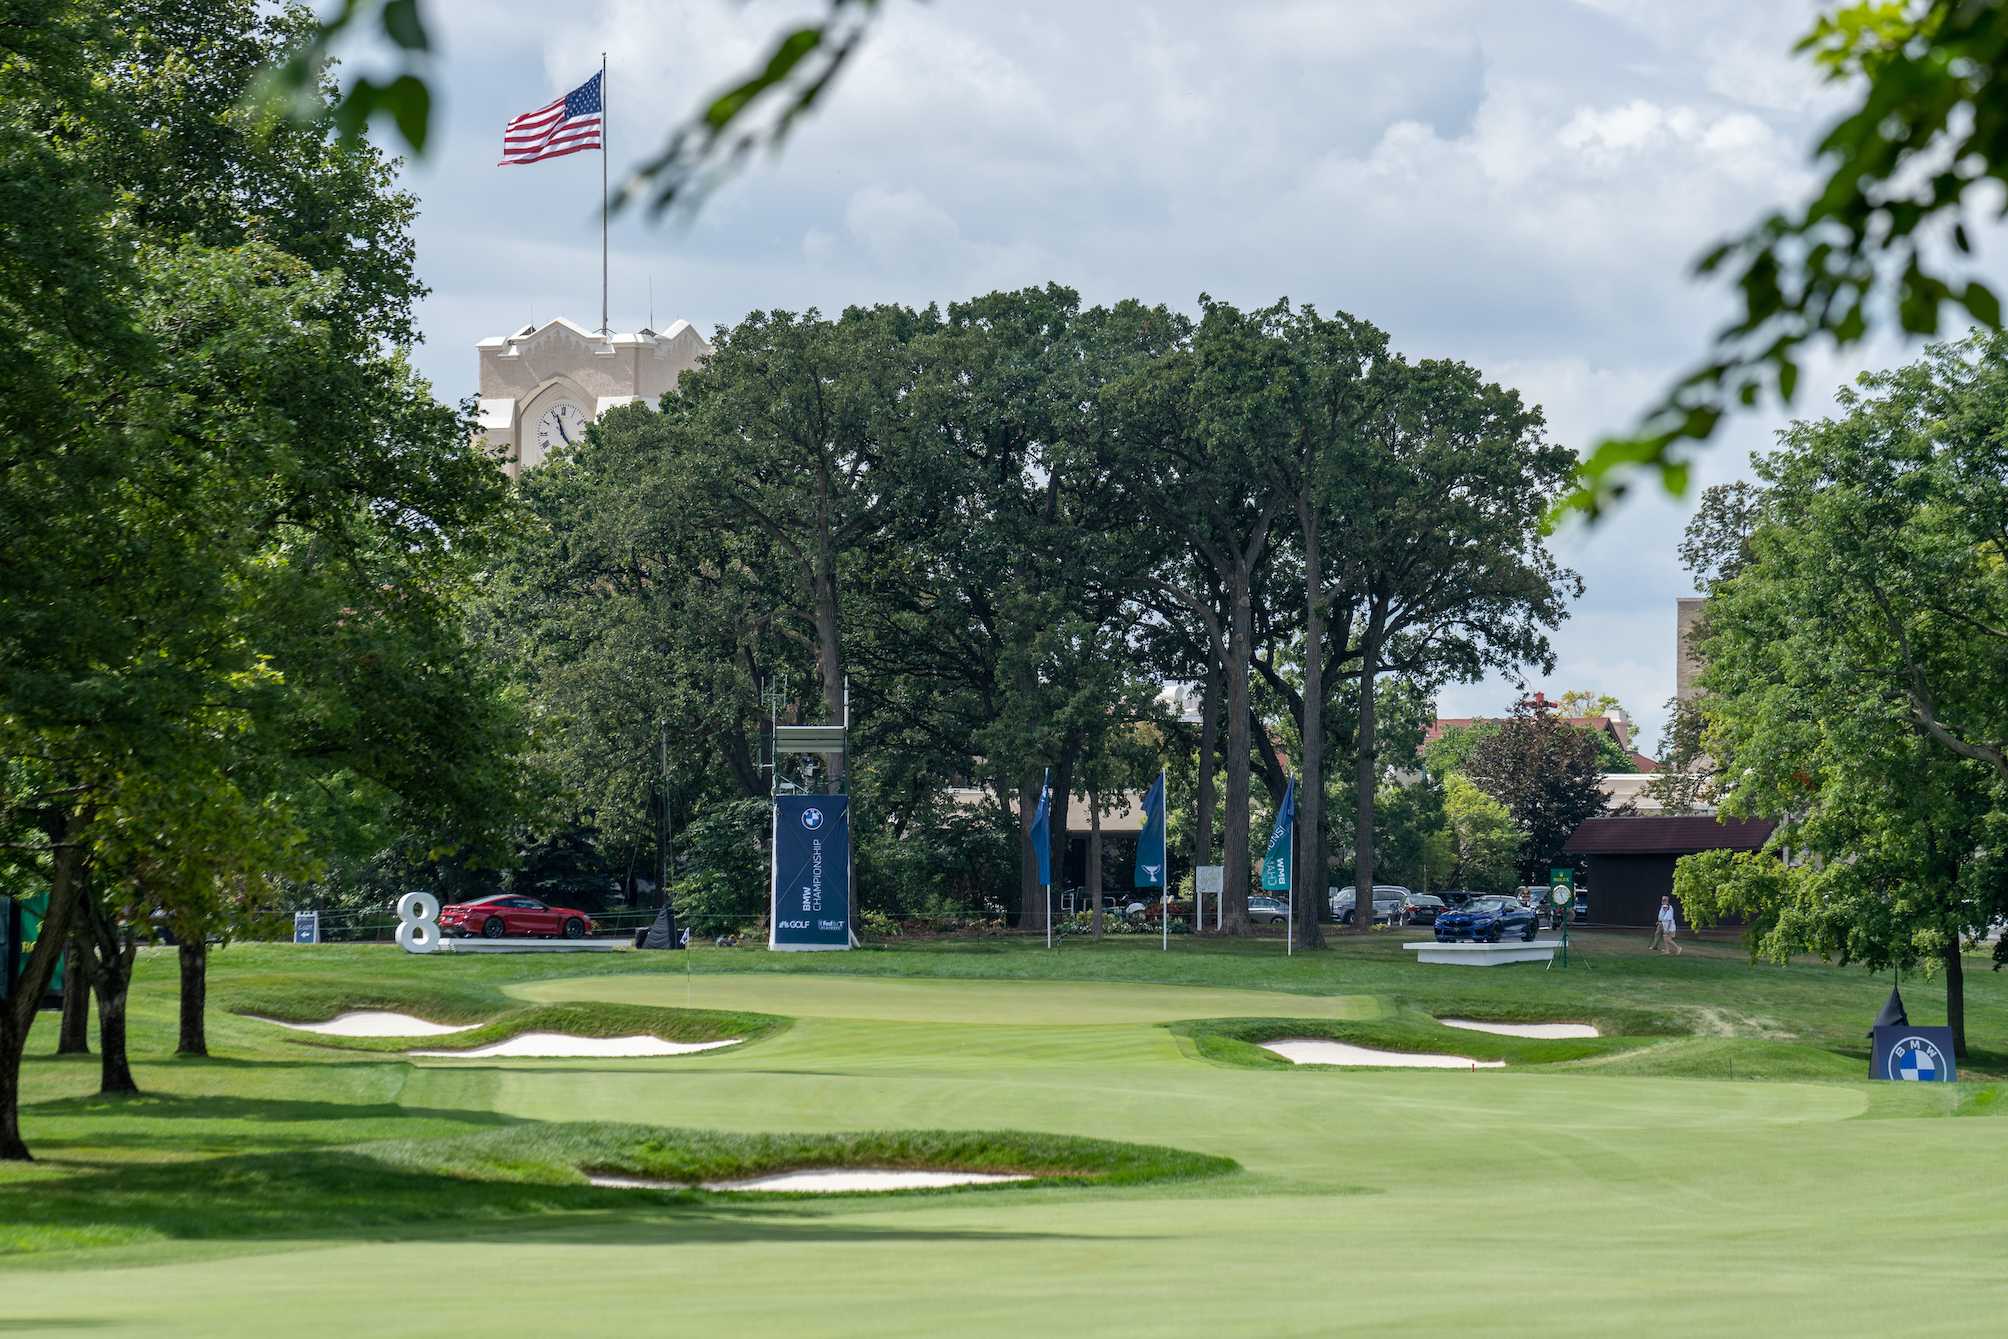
[1028,770,1052,886]
[1133,772,1166,888]
[1261,778,1295,892]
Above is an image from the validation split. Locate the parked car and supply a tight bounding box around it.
[1247,895,1289,925]
[1437,890,1484,908]
[439,894,597,940]
[1402,892,1447,925]
[1433,895,1541,944]
[1329,885,1407,925]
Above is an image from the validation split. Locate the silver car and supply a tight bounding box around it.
[1328,884,1407,925]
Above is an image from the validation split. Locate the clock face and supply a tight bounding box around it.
[534,402,588,455]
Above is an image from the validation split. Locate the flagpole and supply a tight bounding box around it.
[1160,770,1169,953]
[599,51,609,336]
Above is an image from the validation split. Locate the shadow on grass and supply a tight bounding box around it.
[0,1147,1133,1256]
[14,1092,524,1160]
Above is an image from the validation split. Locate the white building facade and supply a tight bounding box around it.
[475,317,711,476]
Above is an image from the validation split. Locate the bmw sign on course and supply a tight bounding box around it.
[771,794,851,951]
[1870,1025,1957,1083]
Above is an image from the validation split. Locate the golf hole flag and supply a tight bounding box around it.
[1134,772,1167,889]
[1028,770,1053,887]
[1261,778,1295,892]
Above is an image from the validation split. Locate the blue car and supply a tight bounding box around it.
[1433,896,1541,944]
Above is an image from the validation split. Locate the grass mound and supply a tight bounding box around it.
[276,1002,786,1054]
[1175,1013,1639,1068]
[378,1122,1239,1196]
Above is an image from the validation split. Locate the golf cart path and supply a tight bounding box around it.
[510,972,1377,1025]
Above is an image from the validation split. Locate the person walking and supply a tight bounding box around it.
[1650,894,1682,955]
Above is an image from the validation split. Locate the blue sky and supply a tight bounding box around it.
[341,1,2005,753]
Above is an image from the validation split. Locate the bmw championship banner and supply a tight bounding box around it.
[1261,778,1295,893]
[1028,770,1053,888]
[771,794,852,951]
[1871,1025,1957,1082]
[1134,772,1167,889]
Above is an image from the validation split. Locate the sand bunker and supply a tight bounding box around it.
[1260,1038,1504,1069]
[1440,1018,1600,1039]
[589,1169,1032,1193]
[256,1011,478,1037]
[407,1033,740,1059]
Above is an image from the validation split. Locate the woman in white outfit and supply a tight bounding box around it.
[1650,894,1682,955]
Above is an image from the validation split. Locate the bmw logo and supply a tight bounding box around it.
[1887,1035,1947,1081]
[801,807,824,831]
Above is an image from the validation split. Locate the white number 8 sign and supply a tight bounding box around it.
[395,891,442,954]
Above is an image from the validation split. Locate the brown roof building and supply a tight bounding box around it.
[1564,815,1775,927]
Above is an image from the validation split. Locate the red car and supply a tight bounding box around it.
[439,894,597,940]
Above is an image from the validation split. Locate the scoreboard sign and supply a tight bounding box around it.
[1871,1026,1957,1083]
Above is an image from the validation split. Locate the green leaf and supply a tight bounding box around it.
[1963,280,2002,328]
[380,0,430,52]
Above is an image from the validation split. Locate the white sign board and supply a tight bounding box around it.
[1196,865,1225,896]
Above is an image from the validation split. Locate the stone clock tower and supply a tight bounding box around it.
[475,317,712,476]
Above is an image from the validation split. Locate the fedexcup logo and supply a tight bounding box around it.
[800,807,824,831]
[1143,864,1160,883]
[1887,1034,1947,1081]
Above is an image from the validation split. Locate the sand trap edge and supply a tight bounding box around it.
[589,1168,1034,1194]
[407,1033,741,1059]
[1259,1038,1504,1069]
[1439,1018,1600,1039]
[250,1011,480,1038]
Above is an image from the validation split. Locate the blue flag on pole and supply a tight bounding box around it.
[1028,770,1052,886]
[1261,777,1295,892]
[1134,772,1167,888]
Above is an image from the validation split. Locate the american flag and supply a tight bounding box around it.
[499,71,603,166]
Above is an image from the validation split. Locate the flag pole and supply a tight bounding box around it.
[1159,769,1169,953]
[599,51,609,336]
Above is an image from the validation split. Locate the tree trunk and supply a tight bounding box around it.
[79,892,138,1096]
[1049,756,1077,939]
[1222,563,1254,933]
[1350,615,1386,936]
[57,931,90,1054]
[3,825,88,1161]
[1944,939,1966,1059]
[94,968,137,1095]
[1296,498,1327,950]
[1088,789,1104,940]
[1194,664,1220,928]
[178,940,208,1058]
[1016,772,1041,929]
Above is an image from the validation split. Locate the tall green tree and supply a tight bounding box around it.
[1,2,523,1154]
[1672,339,2008,1049]
[1100,299,1292,933]
[1462,696,1608,883]
[1335,358,1578,931]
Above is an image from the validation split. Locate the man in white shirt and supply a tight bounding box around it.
[1650,895,1682,955]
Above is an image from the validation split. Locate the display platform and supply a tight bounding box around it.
[1404,939,1556,967]
[432,938,626,954]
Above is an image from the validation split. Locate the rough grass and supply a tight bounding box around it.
[375,1122,1238,1196]
[0,1122,1231,1261]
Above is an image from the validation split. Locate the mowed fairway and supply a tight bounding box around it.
[6,936,2007,1337]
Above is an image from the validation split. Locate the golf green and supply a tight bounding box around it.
[5,942,2004,1336]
